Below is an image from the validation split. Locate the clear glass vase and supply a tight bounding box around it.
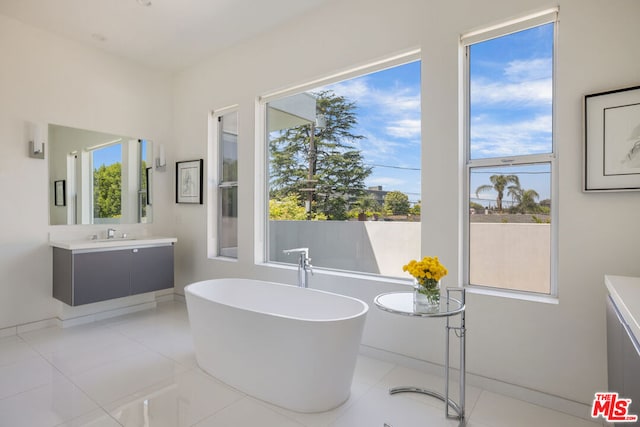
[413,279,440,313]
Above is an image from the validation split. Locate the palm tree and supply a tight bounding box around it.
[506,186,541,213]
[353,194,380,220]
[475,174,520,212]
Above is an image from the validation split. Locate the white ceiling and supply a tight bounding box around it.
[0,0,329,71]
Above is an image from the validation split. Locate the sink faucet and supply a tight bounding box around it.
[283,247,313,288]
[107,228,116,239]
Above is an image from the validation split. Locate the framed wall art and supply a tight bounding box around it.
[176,159,203,204]
[585,85,640,191]
[54,180,66,206]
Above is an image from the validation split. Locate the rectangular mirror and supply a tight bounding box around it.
[48,124,153,225]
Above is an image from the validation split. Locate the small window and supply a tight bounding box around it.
[464,12,557,295]
[212,109,238,258]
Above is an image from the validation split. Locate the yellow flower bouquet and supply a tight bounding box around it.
[403,256,448,309]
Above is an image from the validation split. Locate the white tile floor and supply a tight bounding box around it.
[0,301,601,427]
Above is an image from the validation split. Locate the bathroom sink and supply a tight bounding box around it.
[90,237,137,242]
[49,236,177,250]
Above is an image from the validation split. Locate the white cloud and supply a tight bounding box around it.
[471,78,552,106]
[504,58,552,82]
[354,132,404,162]
[323,77,421,141]
[470,115,552,157]
[471,57,553,107]
[386,119,421,139]
[326,79,370,103]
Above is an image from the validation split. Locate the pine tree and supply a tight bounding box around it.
[269,90,371,219]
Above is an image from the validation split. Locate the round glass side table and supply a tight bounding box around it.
[374,288,466,427]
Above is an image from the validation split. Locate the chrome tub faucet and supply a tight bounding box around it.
[283,247,313,288]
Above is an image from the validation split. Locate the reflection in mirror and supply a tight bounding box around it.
[48,124,153,225]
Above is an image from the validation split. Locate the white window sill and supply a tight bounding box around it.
[465,285,558,304]
[259,261,412,286]
[208,256,238,263]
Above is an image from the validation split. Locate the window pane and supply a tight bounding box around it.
[218,110,238,258]
[469,23,553,159]
[266,60,421,278]
[221,113,238,182]
[219,186,238,258]
[92,144,122,222]
[469,163,551,293]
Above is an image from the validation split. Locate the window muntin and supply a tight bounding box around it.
[465,16,556,296]
[264,58,421,279]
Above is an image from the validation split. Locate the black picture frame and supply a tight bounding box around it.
[585,85,640,191]
[54,180,66,206]
[146,167,152,205]
[176,159,203,204]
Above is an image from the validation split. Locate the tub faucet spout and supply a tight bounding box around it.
[283,248,313,288]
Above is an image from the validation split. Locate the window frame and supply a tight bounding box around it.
[208,105,239,260]
[461,10,559,300]
[256,50,422,278]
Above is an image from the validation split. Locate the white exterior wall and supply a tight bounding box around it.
[270,221,549,290]
[470,223,551,293]
[171,0,640,407]
[270,221,421,277]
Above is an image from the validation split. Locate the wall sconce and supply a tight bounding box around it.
[155,143,166,171]
[27,121,45,159]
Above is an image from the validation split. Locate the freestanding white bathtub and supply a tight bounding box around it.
[184,278,369,413]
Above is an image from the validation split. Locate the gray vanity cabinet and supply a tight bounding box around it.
[607,296,625,396]
[73,249,132,305]
[53,243,174,306]
[130,245,174,294]
[607,295,640,420]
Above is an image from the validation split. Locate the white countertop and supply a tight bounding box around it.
[605,275,640,342]
[50,236,177,251]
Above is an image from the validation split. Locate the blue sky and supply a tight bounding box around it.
[92,140,149,169]
[314,23,553,207]
[469,23,553,205]
[321,61,422,203]
[92,144,122,168]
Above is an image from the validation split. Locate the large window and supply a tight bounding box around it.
[463,11,557,295]
[263,55,422,278]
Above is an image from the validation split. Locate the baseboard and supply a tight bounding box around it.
[0,291,185,335]
[359,344,595,423]
[59,301,158,328]
[172,293,186,303]
[0,318,59,337]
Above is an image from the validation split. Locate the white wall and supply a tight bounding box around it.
[0,14,174,330]
[171,0,640,407]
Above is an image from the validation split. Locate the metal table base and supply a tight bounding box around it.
[375,288,466,427]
